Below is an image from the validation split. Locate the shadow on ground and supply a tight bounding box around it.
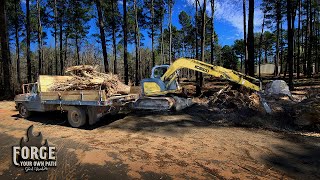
[262,133,320,179]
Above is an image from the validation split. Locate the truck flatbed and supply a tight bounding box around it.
[14,75,139,127]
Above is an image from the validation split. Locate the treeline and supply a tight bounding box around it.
[234,0,320,82]
[0,0,319,98]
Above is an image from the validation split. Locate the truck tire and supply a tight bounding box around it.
[19,104,31,118]
[67,107,86,128]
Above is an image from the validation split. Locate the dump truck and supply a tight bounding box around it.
[14,75,139,127]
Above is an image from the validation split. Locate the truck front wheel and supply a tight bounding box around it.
[19,104,30,118]
[67,107,86,128]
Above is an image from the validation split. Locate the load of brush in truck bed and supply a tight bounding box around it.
[40,65,131,97]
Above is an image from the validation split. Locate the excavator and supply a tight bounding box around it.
[133,58,269,112]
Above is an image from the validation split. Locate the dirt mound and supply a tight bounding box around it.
[293,94,320,128]
[50,65,130,96]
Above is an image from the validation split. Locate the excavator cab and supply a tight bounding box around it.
[141,65,179,96]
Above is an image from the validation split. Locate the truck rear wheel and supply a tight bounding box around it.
[19,104,30,118]
[67,107,86,128]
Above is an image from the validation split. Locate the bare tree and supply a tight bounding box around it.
[95,0,109,73]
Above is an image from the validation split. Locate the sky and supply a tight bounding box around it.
[21,0,266,52]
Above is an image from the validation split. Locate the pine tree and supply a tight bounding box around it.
[67,0,92,65]
[287,0,294,89]
[210,0,215,64]
[123,0,129,84]
[95,0,108,73]
[248,0,255,76]
[26,0,32,82]
[7,0,24,83]
[0,0,11,96]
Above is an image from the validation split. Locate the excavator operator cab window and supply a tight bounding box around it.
[152,66,169,79]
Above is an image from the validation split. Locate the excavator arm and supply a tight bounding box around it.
[161,58,262,92]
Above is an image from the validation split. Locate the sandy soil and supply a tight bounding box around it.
[0,100,319,179]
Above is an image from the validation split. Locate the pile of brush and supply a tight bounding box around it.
[204,86,262,112]
[50,65,130,96]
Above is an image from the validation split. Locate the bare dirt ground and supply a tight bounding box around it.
[0,99,319,179]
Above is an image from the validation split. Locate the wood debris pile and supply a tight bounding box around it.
[50,65,130,96]
[207,87,262,112]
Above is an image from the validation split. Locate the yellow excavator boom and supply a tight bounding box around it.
[161,58,261,91]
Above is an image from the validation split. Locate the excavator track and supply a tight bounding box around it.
[132,96,193,111]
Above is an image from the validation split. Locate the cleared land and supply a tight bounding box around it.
[0,78,319,179]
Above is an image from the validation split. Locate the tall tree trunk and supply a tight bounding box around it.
[53,0,58,74]
[195,0,199,82]
[264,49,267,63]
[95,0,109,73]
[280,22,283,74]
[304,0,309,76]
[243,0,248,74]
[297,0,301,78]
[210,0,214,64]
[316,11,319,73]
[123,0,128,84]
[26,0,31,82]
[307,0,312,77]
[169,0,172,64]
[200,0,206,87]
[151,0,155,67]
[134,0,140,85]
[37,0,43,75]
[240,55,243,70]
[287,0,294,90]
[303,25,307,75]
[0,0,11,95]
[75,37,80,65]
[258,12,266,79]
[313,7,318,73]
[160,9,164,64]
[275,0,281,76]
[247,0,255,76]
[59,16,63,74]
[14,0,21,83]
[291,2,297,74]
[64,32,68,67]
[111,0,117,74]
